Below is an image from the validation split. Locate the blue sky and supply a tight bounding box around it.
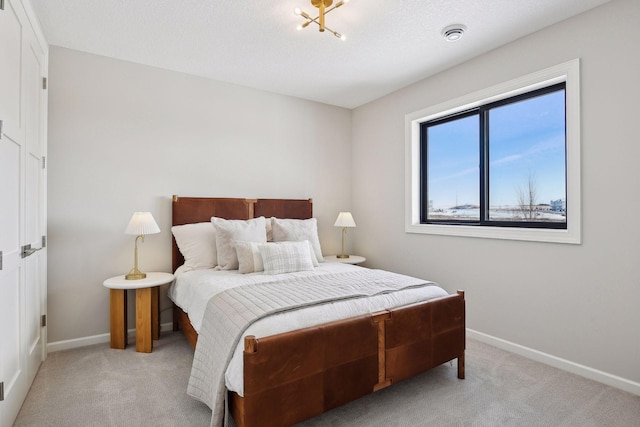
[427,89,566,209]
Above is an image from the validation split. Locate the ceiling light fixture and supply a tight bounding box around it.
[295,0,349,41]
[442,24,466,42]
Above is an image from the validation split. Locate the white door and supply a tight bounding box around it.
[0,0,47,425]
[23,11,47,394]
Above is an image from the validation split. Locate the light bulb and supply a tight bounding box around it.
[294,7,302,15]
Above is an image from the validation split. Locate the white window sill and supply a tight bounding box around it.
[405,222,580,244]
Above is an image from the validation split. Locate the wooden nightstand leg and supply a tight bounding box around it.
[136,288,153,353]
[110,289,127,349]
[151,286,159,341]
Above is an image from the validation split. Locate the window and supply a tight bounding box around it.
[421,83,566,228]
[406,60,581,244]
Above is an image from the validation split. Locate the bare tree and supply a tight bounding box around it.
[516,173,539,220]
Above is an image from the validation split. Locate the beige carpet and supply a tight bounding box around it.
[14,333,640,426]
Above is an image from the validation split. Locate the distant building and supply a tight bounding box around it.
[550,199,566,212]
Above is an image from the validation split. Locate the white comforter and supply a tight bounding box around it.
[168,263,448,396]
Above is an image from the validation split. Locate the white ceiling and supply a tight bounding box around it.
[30,0,610,109]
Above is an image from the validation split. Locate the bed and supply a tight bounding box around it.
[169,195,465,427]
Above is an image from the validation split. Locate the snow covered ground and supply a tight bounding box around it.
[429,207,566,222]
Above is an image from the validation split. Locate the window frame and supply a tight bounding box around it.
[420,82,567,229]
[405,59,581,244]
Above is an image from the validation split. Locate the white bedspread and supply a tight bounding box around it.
[168,263,448,396]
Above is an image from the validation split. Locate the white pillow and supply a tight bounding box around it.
[212,216,267,270]
[171,222,217,271]
[270,217,324,263]
[234,241,265,274]
[258,241,315,275]
[266,220,273,242]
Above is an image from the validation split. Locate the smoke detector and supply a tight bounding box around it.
[442,25,466,42]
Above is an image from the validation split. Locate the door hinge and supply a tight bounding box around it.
[0,381,4,402]
[42,235,47,248]
[0,119,3,139]
[42,156,46,169]
[41,314,47,327]
[43,77,47,90]
[0,0,5,11]
[0,250,3,271]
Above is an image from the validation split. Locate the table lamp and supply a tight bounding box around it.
[124,212,160,280]
[334,212,356,259]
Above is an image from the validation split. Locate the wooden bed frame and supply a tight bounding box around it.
[171,195,465,427]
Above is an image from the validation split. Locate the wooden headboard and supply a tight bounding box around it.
[171,195,313,272]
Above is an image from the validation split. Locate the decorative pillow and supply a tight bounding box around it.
[301,240,319,267]
[235,240,318,274]
[212,216,267,270]
[270,217,324,263]
[234,241,264,274]
[258,241,315,275]
[171,222,217,271]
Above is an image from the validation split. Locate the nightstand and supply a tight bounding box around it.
[324,255,366,265]
[103,272,174,353]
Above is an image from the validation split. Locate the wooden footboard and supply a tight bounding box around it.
[229,290,465,427]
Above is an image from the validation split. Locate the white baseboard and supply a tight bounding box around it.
[47,322,175,353]
[467,329,640,397]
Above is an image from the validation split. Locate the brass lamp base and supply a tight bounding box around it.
[125,268,147,280]
[337,226,350,259]
[126,234,147,280]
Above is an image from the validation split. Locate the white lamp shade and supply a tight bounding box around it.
[334,212,356,228]
[125,212,160,236]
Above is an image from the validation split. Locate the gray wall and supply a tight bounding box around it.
[47,47,353,343]
[351,0,640,385]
